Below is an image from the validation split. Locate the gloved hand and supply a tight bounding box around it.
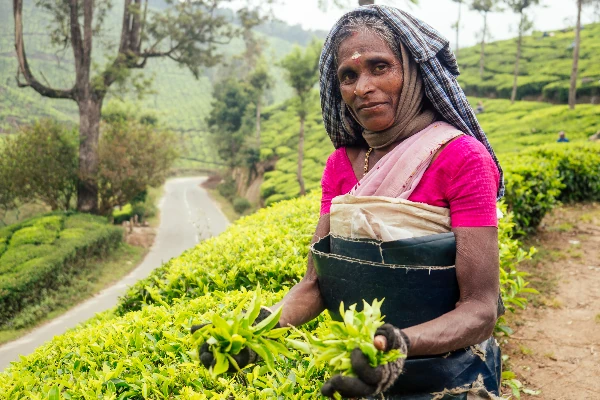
[191,307,279,372]
[321,324,410,399]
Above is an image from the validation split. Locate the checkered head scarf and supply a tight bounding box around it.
[319,5,504,199]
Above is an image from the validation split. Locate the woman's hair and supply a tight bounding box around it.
[332,14,402,67]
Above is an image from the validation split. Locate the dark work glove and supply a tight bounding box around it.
[191,306,280,371]
[321,324,410,399]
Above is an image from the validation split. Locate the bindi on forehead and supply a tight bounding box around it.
[351,51,362,63]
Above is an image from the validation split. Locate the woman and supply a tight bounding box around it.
[199,5,503,399]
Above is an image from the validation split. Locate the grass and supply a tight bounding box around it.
[0,242,147,345]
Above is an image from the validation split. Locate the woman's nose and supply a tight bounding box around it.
[354,74,374,97]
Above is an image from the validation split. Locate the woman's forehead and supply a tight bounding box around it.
[337,31,397,62]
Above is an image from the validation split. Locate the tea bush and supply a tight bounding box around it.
[0,289,332,399]
[0,197,535,399]
[0,213,123,326]
[116,194,319,315]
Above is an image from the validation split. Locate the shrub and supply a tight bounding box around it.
[0,213,123,326]
[233,197,251,214]
[217,177,238,201]
[501,154,564,234]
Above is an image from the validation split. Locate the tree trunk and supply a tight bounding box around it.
[511,12,524,104]
[456,1,462,58]
[479,12,487,79]
[569,0,583,110]
[256,99,261,148]
[359,0,375,5]
[297,115,306,196]
[77,98,103,213]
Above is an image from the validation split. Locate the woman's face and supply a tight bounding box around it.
[337,30,404,132]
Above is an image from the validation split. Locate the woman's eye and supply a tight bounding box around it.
[340,72,356,83]
[374,64,388,73]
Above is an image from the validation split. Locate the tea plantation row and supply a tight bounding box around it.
[0,213,122,328]
[0,191,534,399]
[457,23,600,102]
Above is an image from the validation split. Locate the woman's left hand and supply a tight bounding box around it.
[321,324,410,399]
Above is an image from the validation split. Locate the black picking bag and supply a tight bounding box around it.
[311,234,501,399]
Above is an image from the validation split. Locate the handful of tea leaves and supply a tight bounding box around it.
[193,286,291,376]
[287,299,404,376]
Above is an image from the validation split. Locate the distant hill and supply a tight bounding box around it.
[458,23,600,103]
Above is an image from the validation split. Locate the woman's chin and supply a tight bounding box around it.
[360,119,395,133]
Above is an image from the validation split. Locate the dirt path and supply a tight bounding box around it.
[504,203,600,399]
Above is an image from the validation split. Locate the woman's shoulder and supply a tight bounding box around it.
[437,135,497,170]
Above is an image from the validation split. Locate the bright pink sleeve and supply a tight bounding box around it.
[320,148,359,216]
[320,151,339,215]
[443,138,500,227]
[409,136,500,228]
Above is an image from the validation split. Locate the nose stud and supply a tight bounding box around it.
[354,90,358,95]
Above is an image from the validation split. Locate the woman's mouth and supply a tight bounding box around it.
[358,102,386,112]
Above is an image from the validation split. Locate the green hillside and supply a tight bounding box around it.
[0,1,322,168]
[458,23,600,103]
[258,95,600,205]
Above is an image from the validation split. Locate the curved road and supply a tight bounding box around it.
[0,177,230,370]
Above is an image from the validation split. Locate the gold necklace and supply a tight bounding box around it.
[363,147,373,177]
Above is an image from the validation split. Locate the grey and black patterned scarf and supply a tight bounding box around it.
[319,5,505,199]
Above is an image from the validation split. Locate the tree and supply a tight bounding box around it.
[97,118,178,216]
[451,0,464,58]
[569,0,599,109]
[207,78,255,169]
[504,0,540,104]
[471,0,499,78]
[0,120,78,212]
[280,40,322,197]
[13,0,271,213]
[248,60,272,148]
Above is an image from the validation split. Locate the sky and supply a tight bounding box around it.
[269,0,599,49]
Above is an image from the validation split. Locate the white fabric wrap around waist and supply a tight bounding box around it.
[330,195,452,241]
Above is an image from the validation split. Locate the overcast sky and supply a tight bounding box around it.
[269,0,599,49]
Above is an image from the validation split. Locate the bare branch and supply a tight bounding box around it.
[12,0,74,99]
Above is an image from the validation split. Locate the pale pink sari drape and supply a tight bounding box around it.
[350,121,463,199]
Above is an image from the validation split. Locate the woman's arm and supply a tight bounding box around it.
[378,226,500,356]
[272,214,330,328]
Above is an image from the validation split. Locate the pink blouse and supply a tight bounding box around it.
[320,135,500,228]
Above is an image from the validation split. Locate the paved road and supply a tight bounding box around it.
[0,177,230,370]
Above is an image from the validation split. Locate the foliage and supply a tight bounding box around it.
[500,142,600,233]
[233,197,252,214]
[193,286,291,376]
[0,213,122,327]
[0,192,535,399]
[97,118,178,216]
[287,299,404,376]
[0,120,78,211]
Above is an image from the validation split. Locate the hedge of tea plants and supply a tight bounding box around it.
[0,213,123,327]
[0,193,534,399]
[500,143,600,234]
